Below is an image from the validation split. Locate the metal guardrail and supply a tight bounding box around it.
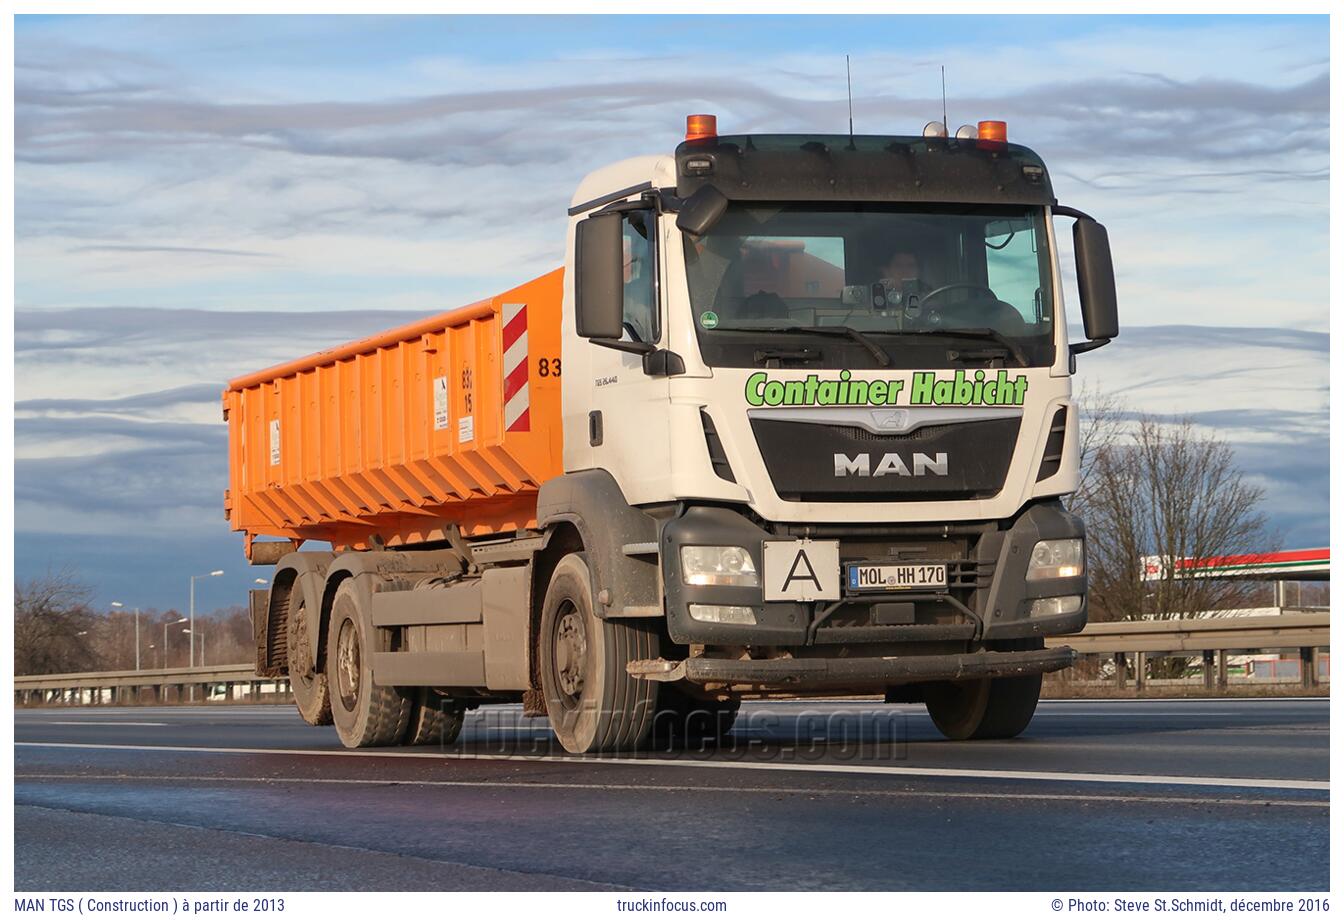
[14,664,290,706]
[1044,611,1329,692]
[14,611,1329,705]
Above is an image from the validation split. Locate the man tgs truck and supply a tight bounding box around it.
[225,114,1118,753]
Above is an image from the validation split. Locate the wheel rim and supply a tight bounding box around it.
[336,617,360,711]
[552,600,587,709]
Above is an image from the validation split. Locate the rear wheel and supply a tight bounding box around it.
[326,580,411,748]
[403,688,465,747]
[540,553,659,754]
[287,594,331,726]
[925,674,1042,740]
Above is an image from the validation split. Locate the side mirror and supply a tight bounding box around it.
[676,185,729,238]
[1073,217,1119,342]
[574,213,625,340]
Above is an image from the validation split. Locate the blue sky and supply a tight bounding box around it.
[13,14,1330,610]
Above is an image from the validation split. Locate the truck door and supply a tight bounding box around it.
[583,209,672,501]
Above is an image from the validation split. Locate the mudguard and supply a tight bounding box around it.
[536,469,662,619]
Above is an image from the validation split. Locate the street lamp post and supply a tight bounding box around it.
[111,601,141,671]
[164,617,188,669]
[189,571,223,701]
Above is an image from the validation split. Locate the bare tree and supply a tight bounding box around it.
[14,571,100,675]
[1077,416,1275,624]
[1071,382,1126,516]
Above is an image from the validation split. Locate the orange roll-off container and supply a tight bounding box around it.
[223,270,564,560]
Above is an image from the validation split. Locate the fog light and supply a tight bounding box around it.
[688,604,757,625]
[1029,595,1083,618]
[1026,538,1084,580]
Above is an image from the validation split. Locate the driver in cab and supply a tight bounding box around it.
[872,243,1024,335]
[871,244,933,324]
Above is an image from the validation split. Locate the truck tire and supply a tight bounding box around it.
[403,689,465,747]
[287,596,332,726]
[326,580,411,748]
[924,674,1043,741]
[540,553,658,754]
[652,686,739,748]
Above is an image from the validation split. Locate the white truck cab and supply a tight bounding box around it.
[542,114,1118,745]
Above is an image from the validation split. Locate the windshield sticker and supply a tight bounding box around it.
[745,369,1028,408]
[699,311,719,329]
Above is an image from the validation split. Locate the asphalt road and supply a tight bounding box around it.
[15,698,1329,891]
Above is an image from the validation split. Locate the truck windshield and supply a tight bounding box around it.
[683,202,1056,369]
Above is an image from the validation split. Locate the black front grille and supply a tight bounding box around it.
[752,415,1021,501]
[816,545,996,639]
[832,423,947,443]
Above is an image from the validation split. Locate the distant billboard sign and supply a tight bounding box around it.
[1140,548,1329,582]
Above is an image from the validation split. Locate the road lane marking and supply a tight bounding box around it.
[15,741,1328,792]
[14,772,1327,808]
[31,721,169,727]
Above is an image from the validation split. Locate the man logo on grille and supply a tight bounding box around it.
[833,452,949,477]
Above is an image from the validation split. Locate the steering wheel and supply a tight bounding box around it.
[918,282,998,307]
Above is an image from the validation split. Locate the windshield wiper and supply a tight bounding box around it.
[711,325,892,367]
[881,327,1029,368]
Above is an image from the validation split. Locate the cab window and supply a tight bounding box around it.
[621,211,658,343]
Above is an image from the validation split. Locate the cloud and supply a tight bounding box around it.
[67,244,275,258]
[14,306,1328,547]
[10,16,1331,604]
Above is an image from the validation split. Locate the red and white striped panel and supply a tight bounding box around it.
[502,302,530,432]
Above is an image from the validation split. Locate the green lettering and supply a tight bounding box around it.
[952,370,973,405]
[910,373,934,405]
[803,375,820,404]
[745,372,767,407]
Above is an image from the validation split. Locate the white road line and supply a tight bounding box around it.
[14,772,1327,809]
[31,721,169,727]
[16,741,1329,792]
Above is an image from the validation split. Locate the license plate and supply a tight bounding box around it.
[847,563,948,592]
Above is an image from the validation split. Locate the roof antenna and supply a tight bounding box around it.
[846,55,855,148]
[941,64,948,136]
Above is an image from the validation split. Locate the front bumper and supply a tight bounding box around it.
[660,500,1088,646]
[630,646,1076,689]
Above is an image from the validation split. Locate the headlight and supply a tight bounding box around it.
[1025,538,1084,581]
[1029,595,1083,617]
[680,545,759,587]
[688,604,757,625]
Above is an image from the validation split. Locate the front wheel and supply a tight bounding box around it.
[539,553,659,754]
[924,673,1042,741]
[652,686,739,748]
